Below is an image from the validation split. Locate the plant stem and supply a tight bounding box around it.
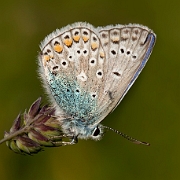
[0,128,26,144]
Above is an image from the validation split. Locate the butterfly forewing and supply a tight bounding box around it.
[95,25,156,123]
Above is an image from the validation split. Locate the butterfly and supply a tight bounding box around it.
[38,22,156,146]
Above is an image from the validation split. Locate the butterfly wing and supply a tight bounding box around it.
[95,24,156,124]
[38,22,156,127]
[38,22,107,122]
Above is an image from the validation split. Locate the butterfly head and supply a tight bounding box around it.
[90,124,104,140]
[60,118,104,140]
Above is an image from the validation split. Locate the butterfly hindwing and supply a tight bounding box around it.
[39,23,106,122]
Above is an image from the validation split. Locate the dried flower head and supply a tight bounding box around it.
[1,97,67,155]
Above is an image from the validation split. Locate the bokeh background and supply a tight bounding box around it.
[0,0,178,180]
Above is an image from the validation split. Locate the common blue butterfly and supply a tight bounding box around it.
[38,22,156,146]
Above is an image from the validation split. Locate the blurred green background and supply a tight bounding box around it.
[0,0,178,179]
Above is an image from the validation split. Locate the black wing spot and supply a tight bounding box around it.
[76,89,80,93]
[74,31,79,35]
[54,41,60,45]
[62,61,66,66]
[113,72,121,76]
[97,71,102,76]
[102,33,107,38]
[92,94,96,98]
[111,50,116,55]
[126,51,131,55]
[120,49,124,53]
[113,31,118,35]
[64,35,70,39]
[90,59,96,64]
[108,91,113,100]
[83,50,87,54]
[53,66,59,70]
[132,55,137,59]
[93,36,97,41]
[83,31,88,35]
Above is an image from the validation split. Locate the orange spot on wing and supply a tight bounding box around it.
[91,42,98,50]
[73,35,80,42]
[54,44,63,53]
[82,36,89,42]
[100,52,105,58]
[63,39,73,47]
[44,55,50,62]
[112,37,120,42]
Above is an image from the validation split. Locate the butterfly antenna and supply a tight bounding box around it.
[103,126,150,146]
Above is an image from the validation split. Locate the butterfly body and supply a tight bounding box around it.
[38,22,156,142]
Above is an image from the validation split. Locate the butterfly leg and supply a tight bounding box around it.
[50,135,78,146]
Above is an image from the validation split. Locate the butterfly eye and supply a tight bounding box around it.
[92,127,100,136]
